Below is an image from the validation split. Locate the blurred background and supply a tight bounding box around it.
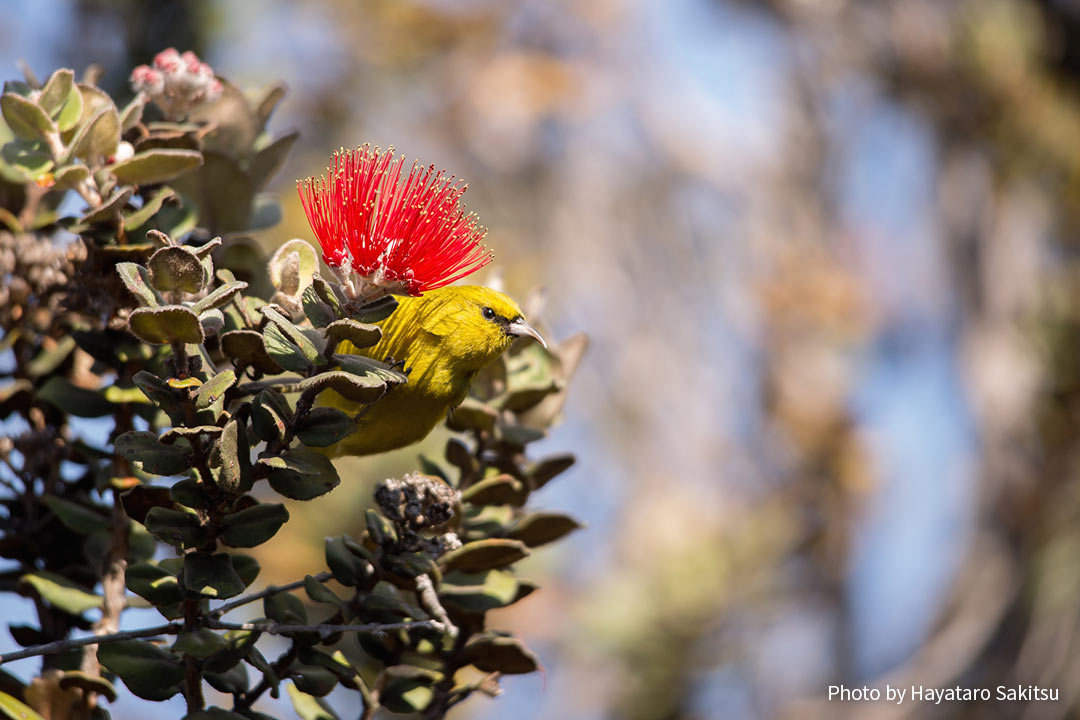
[6,0,1080,718]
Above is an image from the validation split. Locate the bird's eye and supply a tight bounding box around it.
[482,306,496,320]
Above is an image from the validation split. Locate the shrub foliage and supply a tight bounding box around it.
[0,57,584,719]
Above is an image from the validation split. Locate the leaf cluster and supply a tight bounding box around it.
[0,60,584,720]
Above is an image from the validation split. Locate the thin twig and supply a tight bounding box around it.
[416,573,458,638]
[208,619,443,637]
[0,623,182,665]
[210,572,332,618]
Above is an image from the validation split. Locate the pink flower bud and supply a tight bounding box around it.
[130,65,164,95]
[153,48,181,73]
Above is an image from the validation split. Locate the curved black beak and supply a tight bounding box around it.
[507,318,547,349]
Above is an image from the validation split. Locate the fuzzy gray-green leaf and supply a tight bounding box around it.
[1,92,55,141]
[128,305,203,345]
[147,246,207,293]
[110,148,203,185]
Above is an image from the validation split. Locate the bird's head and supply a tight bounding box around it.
[419,285,546,370]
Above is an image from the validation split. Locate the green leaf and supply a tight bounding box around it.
[264,590,307,626]
[37,69,73,118]
[98,639,184,701]
[122,185,175,230]
[79,186,134,225]
[285,683,339,720]
[205,666,250,695]
[226,557,260,587]
[263,306,320,363]
[1,139,53,181]
[110,148,203,185]
[230,553,261,588]
[199,307,225,337]
[132,370,183,422]
[438,569,520,613]
[73,83,113,129]
[173,150,254,234]
[42,495,109,534]
[377,666,438,714]
[290,665,337,697]
[195,369,235,411]
[160,425,223,444]
[295,407,355,447]
[115,262,160,307]
[144,506,208,549]
[173,629,229,659]
[192,281,248,314]
[202,627,259,676]
[221,330,281,374]
[357,581,425,622]
[509,511,584,548]
[69,104,120,160]
[35,376,112,417]
[301,286,335,328]
[54,90,84,135]
[115,430,191,475]
[263,321,312,372]
[119,94,147,133]
[212,418,253,495]
[20,571,102,614]
[440,539,530,573]
[365,509,397,546]
[52,163,90,189]
[324,535,374,587]
[251,389,291,443]
[446,398,498,433]
[0,692,47,720]
[264,448,341,501]
[324,318,381,350]
[1,92,55,141]
[170,477,206,509]
[349,295,398,324]
[129,305,203,345]
[268,239,318,297]
[184,552,245,599]
[333,353,408,385]
[531,453,576,490]
[303,575,346,612]
[298,370,385,404]
[460,474,527,506]
[219,503,289,548]
[126,561,184,607]
[312,276,344,316]
[462,633,540,674]
[148,246,207,293]
[249,130,298,190]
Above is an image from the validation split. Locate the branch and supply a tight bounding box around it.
[208,619,444,639]
[210,572,332,618]
[416,573,458,638]
[0,623,182,665]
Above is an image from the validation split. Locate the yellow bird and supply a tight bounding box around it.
[319,285,545,457]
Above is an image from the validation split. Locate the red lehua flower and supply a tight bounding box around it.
[297,145,493,296]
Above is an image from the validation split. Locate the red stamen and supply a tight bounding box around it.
[296,145,493,295]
